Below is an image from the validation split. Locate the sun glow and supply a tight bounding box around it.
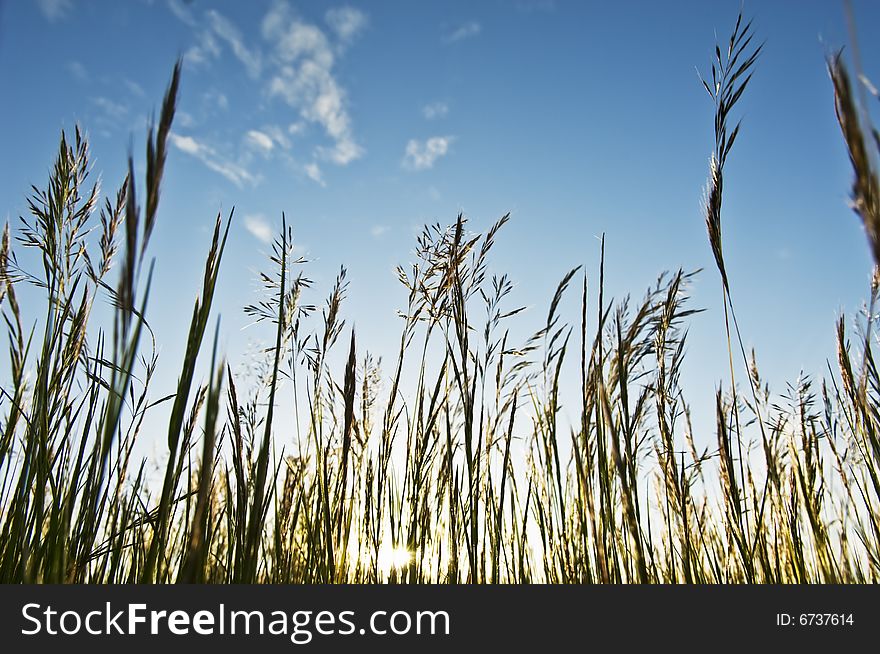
[376,545,413,575]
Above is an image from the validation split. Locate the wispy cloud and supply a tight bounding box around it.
[170,134,203,156]
[245,129,275,154]
[186,30,222,68]
[244,214,274,243]
[36,0,71,22]
[445,21,481,43]
[370,225,389,238]
[262,125,292,150]
[167,2,365,185]
[325,7,369,45]
[206,9,262,78]
[422,101,449,120]
[304,162,326,186]
[242,126,295,159]
[177,111,196,128]
[67,61,89,82]
[263,1,365,169]
[92,97,129,121]
[88,95,132,138]
[167,0,197,27]
[173,4,261,78]
[403,136,454,171]
[169,133,258,187]
[124,79,146,98]
[203,89,229,112]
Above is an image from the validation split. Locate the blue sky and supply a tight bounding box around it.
[2,0,880,449]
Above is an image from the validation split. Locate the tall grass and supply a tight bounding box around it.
[1,13,879,583]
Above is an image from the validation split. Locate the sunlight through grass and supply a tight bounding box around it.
[1,12,879,585]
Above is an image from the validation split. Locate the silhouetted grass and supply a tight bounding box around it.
[1,13,879,583]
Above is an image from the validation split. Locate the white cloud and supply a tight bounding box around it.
[179,7,261,78]
[262,125,292,150]
[169,133,258,187]
[124,79,145,97]
[206,9,262,78]
[37,0,71,22]
[264,11,334,67]
[244,214,274,243]
[445,21,481,43]
[370,225,389,238]
[325,7,368,44]
[66,61,88,82]
[422,102,449,120]
[169,134,201,155]
[92,97,129,121]
[263,2,365,169]
[186,30,222,68]
[203,89,229,112]
[245,129,275,154]
[304,162,325,186]
[318,137,362,166]
[261,1,288,41]
[177,111,196,128]
[403,136,454,171]
[89,95,136,135]
[167,0,197,27]
[166,2,366,186]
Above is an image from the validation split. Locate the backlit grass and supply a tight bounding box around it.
[1,13,879,584]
